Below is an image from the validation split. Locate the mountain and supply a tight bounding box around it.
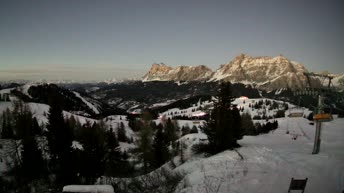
[332,73,344,89]
[211,54,322,89]
[142,54,324,90]
[142,63,213,82]
[9,83,126,118]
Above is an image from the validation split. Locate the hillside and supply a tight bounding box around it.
[172,116,343,193]
[97,98,344,193]
[1,84,343,193]
[7,83,126,118]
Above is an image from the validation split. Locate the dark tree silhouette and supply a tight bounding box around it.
[153,126,170,167]
[204,82,243,153]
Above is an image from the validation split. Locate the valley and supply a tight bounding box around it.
[0,81,343,193]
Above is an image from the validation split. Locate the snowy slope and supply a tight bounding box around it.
[145,97,344,193]
[73,91,100,114]
[0,102,98,129]
[174,116,344,193]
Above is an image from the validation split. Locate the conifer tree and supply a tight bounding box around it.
[46,95,73,185]
[1,110,14,139]
[181,125,191,136]
[241,112,256,135]
[190,125,198,134]
[232,106,243,140]
[204,82,242,153]
[12,100,30,139]
[32,117,41,135]
[152,126,169,167]
[117,122,127,142]
[21,120,45,181]
[135,110,154,173]
[104,127,123,176]
[164,118,178,144]
[46,98,67,162]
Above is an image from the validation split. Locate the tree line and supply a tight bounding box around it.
[0,99,130,192]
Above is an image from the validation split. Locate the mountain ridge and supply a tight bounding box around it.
[142,54,334,90]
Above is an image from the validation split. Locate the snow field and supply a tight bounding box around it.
[174,116,344,193]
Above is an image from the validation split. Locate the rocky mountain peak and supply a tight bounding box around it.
[210,54,320,89]
[149,63,172,74]
[141,54,328,90]
[143,63,213,82]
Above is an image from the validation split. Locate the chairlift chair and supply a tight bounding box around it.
[313,104,333,122]
[313,113,333,122]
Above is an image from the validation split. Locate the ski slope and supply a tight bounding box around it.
[175,116,344,193]
[73,91,100,114]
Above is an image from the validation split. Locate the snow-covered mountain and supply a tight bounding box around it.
[142,63,213,82]
[211,54,322,89]
[332,73,344,89]
[142,54,326,90]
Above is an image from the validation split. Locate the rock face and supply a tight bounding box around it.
[211,54,321,89]
[142,54,325,90]
[142,63,213,82]
[332,73,344,89]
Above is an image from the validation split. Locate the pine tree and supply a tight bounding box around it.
[232,106,243,140]
[190,125,198,134]
[181,125,191,136]
[241,112,256,135]
[1,110,14,139]
[164,118,178,144]
[204,82,241,153]
[21,120,45,181]
[46,98,67,162]
[117,122,127,142]
[104,127,123,176]
[32,117,41,135]
[12,100,30,139]
[152,126,169,167]
[46,95,73,185]
[135,110,154,173]
[137,122,153,173]
[78,121,106,183]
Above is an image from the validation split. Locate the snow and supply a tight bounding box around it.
[27,102,50,125]
[174,116,344,193]
[62,185,114,193]
[103,115,135,141]
[73,91,100,114]
[1,94,343,192]
[0,101,98,129]
[119,142,135,152]
[332,73,344,88]
[0,102,13,112]
[21,84,32,98]
[72,141,84,151]
[0,88,14,95]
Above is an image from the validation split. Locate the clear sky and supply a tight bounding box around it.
[0,0,343,81]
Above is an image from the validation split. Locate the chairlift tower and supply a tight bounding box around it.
[294,72,334,154]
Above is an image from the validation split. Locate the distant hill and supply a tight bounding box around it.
[9,83,126,118]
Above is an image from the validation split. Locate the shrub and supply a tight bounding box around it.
[274,110,285,118]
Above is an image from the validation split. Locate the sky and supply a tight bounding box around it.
[0,0,343,81]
